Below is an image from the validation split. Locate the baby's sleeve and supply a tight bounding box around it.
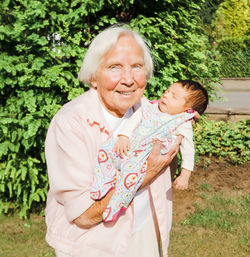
[174,121,195,171]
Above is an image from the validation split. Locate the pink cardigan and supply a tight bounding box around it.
[45,88,172,257]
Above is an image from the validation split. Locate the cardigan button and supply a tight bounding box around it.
[162,233,167,239]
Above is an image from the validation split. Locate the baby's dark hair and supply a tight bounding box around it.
[177,80,209,114]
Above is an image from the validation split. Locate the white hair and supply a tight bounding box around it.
[78,25,153,85]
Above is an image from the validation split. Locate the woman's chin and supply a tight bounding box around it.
[115,96,136,109]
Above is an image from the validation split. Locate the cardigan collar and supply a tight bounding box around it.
[84,88,112,137]
[84,88,141,138]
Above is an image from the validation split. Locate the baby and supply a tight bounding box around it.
[91,80,208,222]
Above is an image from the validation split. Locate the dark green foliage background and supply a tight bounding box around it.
[199,0,224,26]
[0,0,242,217]
[216,36,250,78]
[201,0,250,77]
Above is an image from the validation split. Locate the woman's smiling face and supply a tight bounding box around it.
[91,35,147,118]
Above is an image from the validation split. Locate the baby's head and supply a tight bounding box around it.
[159,80,209,115]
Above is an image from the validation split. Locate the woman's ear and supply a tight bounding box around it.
[90,79,97,89]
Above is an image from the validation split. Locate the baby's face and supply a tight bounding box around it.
[158,83,189,115]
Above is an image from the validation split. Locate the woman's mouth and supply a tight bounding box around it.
[117,91,135,95]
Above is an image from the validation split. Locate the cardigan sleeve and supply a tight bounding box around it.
[45,112,95,222]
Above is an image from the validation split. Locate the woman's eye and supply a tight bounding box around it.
[109,65,120,70]
[133,64,142,70]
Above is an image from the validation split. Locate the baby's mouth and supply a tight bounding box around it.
[159,99,168,111]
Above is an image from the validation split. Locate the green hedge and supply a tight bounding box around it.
[209,0,250,78]
[216,36,250,78]
[0,0,221,217]
[194,118,250,165]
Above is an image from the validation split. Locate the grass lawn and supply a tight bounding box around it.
[169,160,249,257]
[169,191,249,257]
[0,213,54,257]
[0,160,249,256]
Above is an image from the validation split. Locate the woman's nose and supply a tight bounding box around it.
[121,68,134,86]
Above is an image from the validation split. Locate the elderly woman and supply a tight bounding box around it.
[45,25,182,257]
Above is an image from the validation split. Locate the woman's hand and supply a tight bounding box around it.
[191,111,200,125]
[140,135,183,188]
[73,188,115,229]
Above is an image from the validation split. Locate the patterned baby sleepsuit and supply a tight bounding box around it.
[91,103,195,222]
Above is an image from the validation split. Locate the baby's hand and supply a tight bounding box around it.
[173,168,191,190]
[113,135,131,157]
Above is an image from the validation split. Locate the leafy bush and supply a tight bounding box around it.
[215,36,250,77]
[199,0,224,30]
[211,0,249,40]
[209,0,250,77]
[129,2,221,100]
[194,118,250,165]
[0,0,221,217]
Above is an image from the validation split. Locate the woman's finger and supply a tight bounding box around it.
[193,111,200,121]
[167,135,183,157]
[150,140,163,157]
[123,147,128,156]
